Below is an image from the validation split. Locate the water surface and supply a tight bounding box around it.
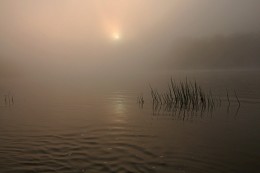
[0,70,260,173]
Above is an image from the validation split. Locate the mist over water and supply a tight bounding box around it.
[1,1,260,173]
[1,0,260,78]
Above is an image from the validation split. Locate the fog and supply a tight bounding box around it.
[1,0,260,78]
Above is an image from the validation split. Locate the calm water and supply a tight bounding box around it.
[0,70,260,173]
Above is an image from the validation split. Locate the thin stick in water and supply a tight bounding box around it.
[234,90,240,107]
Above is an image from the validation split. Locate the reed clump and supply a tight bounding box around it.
[137,77,241,119]
[150,78,217,111]
[137,94,144,107]
[3,92,14,106]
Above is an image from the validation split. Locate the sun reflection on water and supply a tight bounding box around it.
[113,96,126,114]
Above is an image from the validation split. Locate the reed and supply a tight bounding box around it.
[226,89,230,105]
[234,90,240,107]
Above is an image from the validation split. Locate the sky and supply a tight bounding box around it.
[1,0,260,76]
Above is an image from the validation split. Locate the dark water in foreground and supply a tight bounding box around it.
[0,70,260,173]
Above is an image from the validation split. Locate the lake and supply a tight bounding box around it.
[0,70,259,173]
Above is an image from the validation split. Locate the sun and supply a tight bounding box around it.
[112,32,121,40]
